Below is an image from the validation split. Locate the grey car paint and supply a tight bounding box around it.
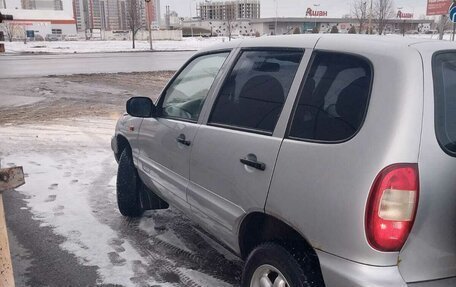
[397,41,456,283]
[266,36,424,267]
[112,35,456,286]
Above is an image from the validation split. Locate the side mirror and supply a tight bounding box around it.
[126,97,156,118]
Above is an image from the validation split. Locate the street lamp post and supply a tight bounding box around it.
[397,7,405,36]
[189,0,195,38]
[145,0,153,51]
[313,4,320,28]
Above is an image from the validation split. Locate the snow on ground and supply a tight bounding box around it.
[3,34,455,55]
[2,37,232,54]
[1,118,162,286]
[398,33,456,41]
[0,95,46,108]
[1,117,239,286]
[178,269,233,287]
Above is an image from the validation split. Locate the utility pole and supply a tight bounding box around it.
[313,3,320,29]
[144,0,153,51]
[368,0,373,34]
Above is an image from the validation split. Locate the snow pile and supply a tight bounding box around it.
[3,37,232,54]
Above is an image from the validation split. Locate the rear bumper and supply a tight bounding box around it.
[318,251,456,287]
[317,250,407,287]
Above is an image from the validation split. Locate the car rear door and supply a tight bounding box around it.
[398,47,456,282]
[136,51,231,210]
[187,48,308,248]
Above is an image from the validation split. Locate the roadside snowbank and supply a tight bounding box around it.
[2,37,231,54]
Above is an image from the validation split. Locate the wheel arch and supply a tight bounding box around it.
[238,212,326,285]
[116,133,131,161]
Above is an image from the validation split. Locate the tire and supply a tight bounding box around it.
[116,148,143,217]
[242,243,313,287]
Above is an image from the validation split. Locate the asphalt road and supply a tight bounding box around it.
[0,51,194,78]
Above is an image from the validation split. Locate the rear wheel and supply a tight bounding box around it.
[116,148,143,217]
[242,243,312,287]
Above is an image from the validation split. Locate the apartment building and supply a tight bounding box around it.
[198,0,260,20]
[21,0,63,10]
[73,0,158,32]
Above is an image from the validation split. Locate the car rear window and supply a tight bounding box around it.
[288,52,372,142]
[433,52,456,156]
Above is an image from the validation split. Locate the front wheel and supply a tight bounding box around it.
[116,148,143,217]
[242,243,312,287]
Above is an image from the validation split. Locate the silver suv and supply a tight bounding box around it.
[111,35,456,287]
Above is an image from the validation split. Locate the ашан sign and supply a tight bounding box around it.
[397,11,414,19]
[306,8,328,17]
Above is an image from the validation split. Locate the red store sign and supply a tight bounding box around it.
[397,11,414,19]
[306,8,328,17]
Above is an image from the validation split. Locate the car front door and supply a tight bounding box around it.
[136,51,231,209]
[187,49,307,247]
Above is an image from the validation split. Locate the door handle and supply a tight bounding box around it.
[240,158,266,171]
[176,134,191,146]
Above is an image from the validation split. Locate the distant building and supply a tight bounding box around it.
[250,17,435,35]
[21,0,63,10]
[73,0,158,32]
[198,0,260,21]
[153,0,160,28]
[0,8,77,38]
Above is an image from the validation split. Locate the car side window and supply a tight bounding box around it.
[209,49,304,134]
[289,52,372,142]
[160,52,230,122]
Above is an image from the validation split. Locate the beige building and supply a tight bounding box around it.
[198,0,260,21]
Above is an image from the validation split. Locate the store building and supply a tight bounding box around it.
[0,8,77,39]
[250,17,434,35]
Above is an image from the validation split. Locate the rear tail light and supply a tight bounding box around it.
[365,164,419,252]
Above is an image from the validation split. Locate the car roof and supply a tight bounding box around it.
[198,34,456,54]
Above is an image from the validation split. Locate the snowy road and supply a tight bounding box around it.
[0,51,194,78]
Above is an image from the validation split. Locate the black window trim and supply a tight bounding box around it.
[432,50,456,157]
[207,47,306,136]
[285,50,374,144]
[155,49,232,124]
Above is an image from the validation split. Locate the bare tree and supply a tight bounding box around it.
[352,0,368,34]
[1,22,22,42]
[127,0,143,49]
[373,0,395,35]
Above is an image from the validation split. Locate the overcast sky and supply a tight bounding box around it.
[2,0,430,19]
[160,0,429,18]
